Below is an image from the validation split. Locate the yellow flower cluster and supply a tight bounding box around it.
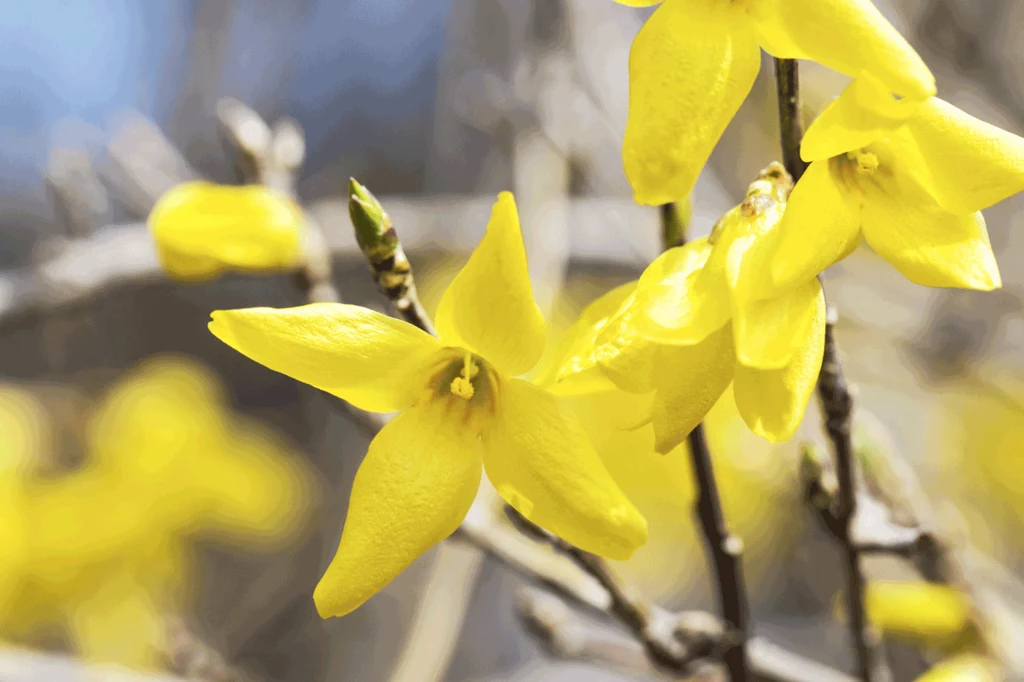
[0,358,312,668]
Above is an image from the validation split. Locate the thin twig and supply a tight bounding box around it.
[773,58,887,682]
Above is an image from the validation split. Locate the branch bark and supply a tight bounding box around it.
[773,58,888,682]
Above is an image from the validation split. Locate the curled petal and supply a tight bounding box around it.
[862,195,1001,291]
[624,0,760,204]
[865,581,972,648]
[771,160,863,294]
[733,279,824,370]
[650,325,734,455]
[435,193,547,377]
[906,97,1024,215]
[800,75,923,162]
[148,182,303,281]
[484,379,648,559]
[314,404,483,618]
[209,304,443,413]
[593,298,661,394]
[547,282,637,395]
[755,0,935,101]
[733,298,824,442]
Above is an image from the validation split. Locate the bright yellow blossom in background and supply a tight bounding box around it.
[554,166,823,451]
[209,192,648,619]
[0,357,313,670]
[912,655,1001,682]
[618,0,935,204]
[148,182,305,281]
[770,75,1024,295]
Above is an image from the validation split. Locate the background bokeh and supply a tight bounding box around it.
[0,1,1022,681]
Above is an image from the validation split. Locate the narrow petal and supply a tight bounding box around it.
[771,160,863,294]
[650,325,735,454]
[313,403,483,618]
[862,195,1001,291]
[624,0,760,204]
[733,298,825,442]
[209,304,443,413]
[800,75,923,162]
[484,379,648,559]
[755,0,935,101]
[593,296,661,394]
[546,282,637,395]
[906,97,1024,214]
[148,182,304,281]
[733,279,824,370]
[629,239,729,345]
[435,193,546,376]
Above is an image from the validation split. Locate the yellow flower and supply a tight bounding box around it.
[554,165,824,451]
[208,192,648,618]
[618,0,935,204]
[771,75,1024,293]
[863,581,977,651]
[912,655,1001,682]
[148,182,304,281]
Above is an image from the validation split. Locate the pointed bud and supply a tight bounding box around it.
[348,178,397,256]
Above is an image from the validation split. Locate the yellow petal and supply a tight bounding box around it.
[624,0,760,204]
[209,304,443,412]
[313,403,483,618]
[800,75,923,162]
[484,378,648,559]
[755,0,935,101]
[865,581,972,647]
[593,294,661,394]
[862,195,1001,291]
[148,182,304,281]
[630,239,731,345]
[732,297,824,442]
[650,325,735,454]
[906,97,1024,215]
[771,160,862,294]
[546,282,638,395]
[435,193,546,376]
[913,656,1000,682]
[732,279,824,370]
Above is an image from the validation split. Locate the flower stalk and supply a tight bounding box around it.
[773,58,888,682]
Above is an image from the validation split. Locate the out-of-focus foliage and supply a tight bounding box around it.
[148,182,305,282]
[0,357,314,670]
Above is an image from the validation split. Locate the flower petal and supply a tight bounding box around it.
[209,304,443,412]
[862,195,1001,291]
[484,378,648,559]
[800,75,923,162]
[733,279,824,370]
[593,296,661,394]
[732,298,825,442]
[148,182,304,281]
[771,160,863,294]
[313,403,483,618]
[906,97,1024,214]
[630,239,731,345]
[755,0,935,101]
[435,193,547,376]
[650,324,735,454]
[624,0,760,204]
[546,282,638,395]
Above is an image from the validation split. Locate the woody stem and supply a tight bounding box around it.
[773,57,889,682]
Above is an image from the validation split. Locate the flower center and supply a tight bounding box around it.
[449,354,479,400]
[846,150,879,175]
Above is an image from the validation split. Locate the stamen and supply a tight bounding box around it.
[846,150,879,175]
[449,354,479,400]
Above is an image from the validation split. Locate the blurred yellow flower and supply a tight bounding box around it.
[618,0,935,204]
[209,192,647,619]
[771,75,1024,293]
[912,655,1001,682]
[0,357,313,670]
[148,182,304,281]
[554,166,823,450]
[863,581,977,651]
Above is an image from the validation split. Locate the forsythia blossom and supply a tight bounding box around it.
[618,0,935,204]
[209,192,648,619]
[769,75,1024,294]
[554,165,823,451]
[148,182,304,281]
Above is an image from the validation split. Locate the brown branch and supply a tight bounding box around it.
[774,59,888,682]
